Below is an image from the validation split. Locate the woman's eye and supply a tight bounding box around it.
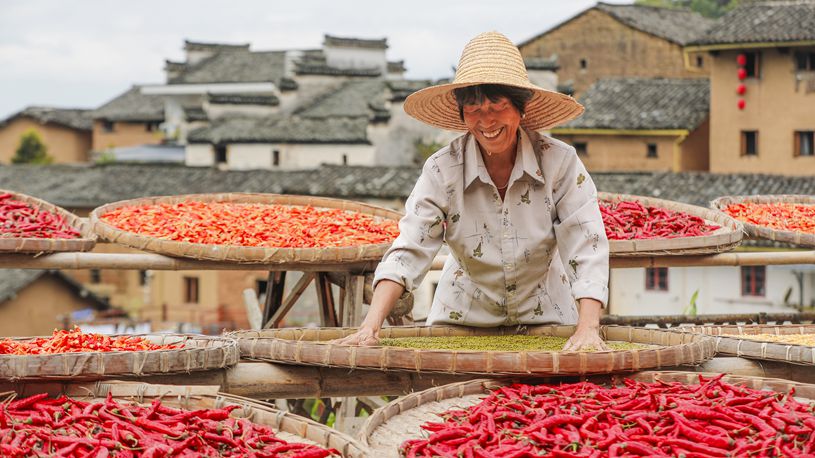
[463,106,480,114]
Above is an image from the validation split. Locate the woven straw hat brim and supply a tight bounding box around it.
[404,82,584,131]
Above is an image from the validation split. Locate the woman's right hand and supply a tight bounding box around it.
[332,326,380,346]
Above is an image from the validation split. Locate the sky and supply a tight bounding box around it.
[0,0,630,119]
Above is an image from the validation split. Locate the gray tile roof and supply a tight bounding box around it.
[171,50,288,85]
[387,80,435,101]
[0,269,109,309]
[323,35,388,49]
[520,2,714,48]
[183,107,208,122]
[525,56,559,71]
[2,163,815,212]
[2,107,93,131]
[296,80,388,119]
[207,93,280,106]
[187,116,370,145]
[92,86,165,122]
[563,78,709,130]
[388,60,406,73]
[691,1,815,46]
[184,40,250,51]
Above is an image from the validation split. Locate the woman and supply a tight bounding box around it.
[337,32,609,351]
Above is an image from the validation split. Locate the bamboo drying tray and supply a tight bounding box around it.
[0,189,95,253]
[675,324,815,366]
[711,194,815,247]
[90,193,403,264]
[0,334,238,381]
[600,192,742,256]
[232,325,715,376]
[3,381,366,458]
[359,371,815,457]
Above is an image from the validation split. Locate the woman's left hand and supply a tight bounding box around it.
[563,325,609,351]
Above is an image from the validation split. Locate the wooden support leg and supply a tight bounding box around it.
[261,271,286,326]
[265,273,315,329]
[342,275,365,327]
[316,273,338,327]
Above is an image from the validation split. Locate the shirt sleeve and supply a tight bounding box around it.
[373,158,447,292]
[551,148,610,306]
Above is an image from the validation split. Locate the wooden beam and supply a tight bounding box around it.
[265,273,315,328]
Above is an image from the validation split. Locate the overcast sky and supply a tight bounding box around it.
[0,0,630,119]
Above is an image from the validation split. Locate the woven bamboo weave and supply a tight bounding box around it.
[600,192,743,256]
[359,371,815,457]
[231,325,714,376]
[2,381,367,457]
[711,194,815,247]
[675,324,815,366]
[0,189,96,253]
[0,334,238,381]
[90,193,403,264]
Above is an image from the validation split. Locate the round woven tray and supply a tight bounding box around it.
[90,193,403,264]
[0,189,96,253]
[600,192,743,256]
[0,334,239,381]
[359,371,815,457]
[711,194,815,247]
[3,381,366,457]
[231,325,715,376]
[675,324,815,366]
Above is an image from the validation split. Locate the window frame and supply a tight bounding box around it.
[741,130,759,156]
[273,150,280,167]
[183,276,200,304]
[741,266,766,297]
[645,267,669,292]
[101,120,115,133]
[744,51,761,78]
[573,142,588,156]
[646,143,658,159]
[794,131,815,157]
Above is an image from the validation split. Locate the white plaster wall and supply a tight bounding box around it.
[610,265,814,316]
[324,47,386,72]
[373,101,458,166]
[204,103,279,119]
[228,144,273,170]
[527,70,558,92]
[282,143,376,168]
[185,144,215,166]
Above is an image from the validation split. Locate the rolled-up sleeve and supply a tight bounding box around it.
[552,149,610,306]
[373,158,447,292]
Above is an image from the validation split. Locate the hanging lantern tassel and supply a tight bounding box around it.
[737,53,748,66]
[738,99,746,110]
[737,83,746,95]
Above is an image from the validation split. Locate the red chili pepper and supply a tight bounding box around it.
[601,200,720,240]
[724,202,815,235]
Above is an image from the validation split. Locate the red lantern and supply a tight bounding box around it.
[737,83,746,95]
[737,68,747,80]
[738,99,746,110]
[737,53,747,66]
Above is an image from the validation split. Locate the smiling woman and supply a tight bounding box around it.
[334,31,610,352]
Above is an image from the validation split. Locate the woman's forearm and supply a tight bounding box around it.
[360,279,406,332]
[576,297,603,329]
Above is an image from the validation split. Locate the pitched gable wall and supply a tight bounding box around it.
[519,9,707,96]
[0,118,91,163]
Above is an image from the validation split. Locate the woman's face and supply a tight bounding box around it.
[461,96,522,156]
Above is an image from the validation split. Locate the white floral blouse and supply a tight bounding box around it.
[374,128,609,327]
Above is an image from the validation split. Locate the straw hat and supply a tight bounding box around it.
[404,31,584,132]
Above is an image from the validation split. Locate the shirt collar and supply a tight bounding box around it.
[463,129,546,190]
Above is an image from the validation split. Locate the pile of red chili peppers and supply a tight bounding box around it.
[402,375,815,457]
[0,327,180,355]
[0,392,338,457]
[724,202,815,235]
[101,202,399,248]
[600,200,720,240]
[0,193,81,239]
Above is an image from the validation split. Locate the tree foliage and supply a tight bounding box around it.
[635,0,739,18]
[11,129,53,164]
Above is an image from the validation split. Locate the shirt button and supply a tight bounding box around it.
[504,263,513,271]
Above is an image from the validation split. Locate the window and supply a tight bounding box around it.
[342,154,348,165]
[795,131,814,157]
[579,59,587,70]
[138,270,148,286]
[90,269,101,284]
[696,55,704,68]
[183,276,199,303]
[741,266,766,297]
[273,150,280,167]
[743,52,761,78]
[573,142,588,156]
[102,121,114,133]
[794,52,815,71]
[215,146,227,164]
[646,143,658,158]
[645,268,669,291]
[741,131,758,156]
[145,122,160,132]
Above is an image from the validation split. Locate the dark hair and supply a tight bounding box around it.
[453,84,534,121]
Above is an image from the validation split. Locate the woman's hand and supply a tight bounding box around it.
[332,326,380,346]
[563,298,609,351]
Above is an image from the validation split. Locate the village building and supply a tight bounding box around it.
[0,107,92,163]
[518,2,712,96]
[91,86,166,154]
[553,78,710,172]
[0,269,110,336]
[684,0,815,176]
